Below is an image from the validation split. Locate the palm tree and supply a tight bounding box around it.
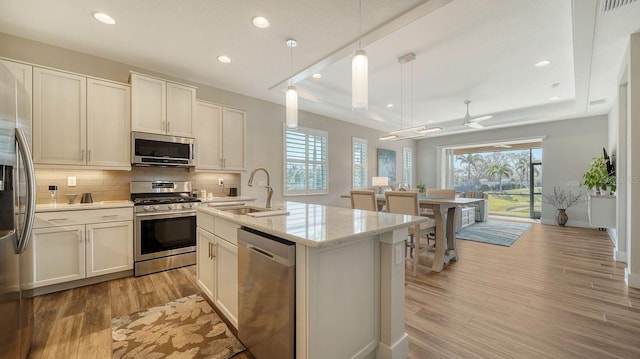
[456,153,485,185]
[514,153,530,187]
[486,162,513,191]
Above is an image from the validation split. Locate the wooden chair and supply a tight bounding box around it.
[385,191,436,274]
[350,190,378,211]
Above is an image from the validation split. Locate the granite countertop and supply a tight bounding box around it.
[197,201,427,248]
[36,200,134,212]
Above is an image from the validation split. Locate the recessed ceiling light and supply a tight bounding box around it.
[551,82,560,88]
[217,55,231,64]
[549,96,560,101]
[386,103,394,108]
[252,16,270,29]
[92,12,116,25]
[311,73,322,79]
[535,60,552,67]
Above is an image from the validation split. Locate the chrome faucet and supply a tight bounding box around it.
[248,167,273,208]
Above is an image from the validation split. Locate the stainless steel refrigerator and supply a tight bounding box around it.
[0,61,36,358]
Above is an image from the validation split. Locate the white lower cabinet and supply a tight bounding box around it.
[197,228,216,299]
[196,213,239,328]
[27,208,133,288]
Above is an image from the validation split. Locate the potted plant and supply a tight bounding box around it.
[542,187,583,226]
[582,157,616,195]
[416,182,426,194]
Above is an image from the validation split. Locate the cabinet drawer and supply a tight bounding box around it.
[197,212,215,233]
[35,208,133,228]
[214,217,240,245]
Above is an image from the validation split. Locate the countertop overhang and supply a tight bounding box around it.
[197,201,427,248]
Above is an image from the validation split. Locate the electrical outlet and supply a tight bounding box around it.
[68,176,76,187]
[395,245,403,265]
[218,178,224,186]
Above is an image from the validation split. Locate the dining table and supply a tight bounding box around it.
[373,194,485,272]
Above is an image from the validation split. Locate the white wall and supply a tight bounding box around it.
[0,32,415,209]
[416,116,608,227]
[626,33,640,288]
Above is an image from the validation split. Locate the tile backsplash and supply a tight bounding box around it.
[35,167,241,204]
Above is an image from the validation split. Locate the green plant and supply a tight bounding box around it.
[416,182,425,192]
[542,187,583,210]
[582,157,616,193]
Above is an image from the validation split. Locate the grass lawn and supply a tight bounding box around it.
[486,188,541,218]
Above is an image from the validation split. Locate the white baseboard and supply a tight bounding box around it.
[540,219,590,228]
[614,250,628,263]
[627,270,640,289]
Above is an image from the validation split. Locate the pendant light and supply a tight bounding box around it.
[352,0,368,109]
[286,39,298,129]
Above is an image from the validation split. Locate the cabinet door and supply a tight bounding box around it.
[31,225,85,287]
[195,101,222,170]
[130,73,166,135]
[87,79,131,168]
[215,236,238,328]
[221,107,245,170]
[197,228,216,300]
[166,82,195,137]
[33,67,87,165]
[86,221,133,277]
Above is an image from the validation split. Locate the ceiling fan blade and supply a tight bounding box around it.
[470,115,493,123]
[467,122,484,129]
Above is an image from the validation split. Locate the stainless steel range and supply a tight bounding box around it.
[131,181,200,276]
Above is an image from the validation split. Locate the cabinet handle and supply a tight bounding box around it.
[162,121,165,131]
[49,218,69,221]
[167,121,171,132]
[88,149,91,161]
[102,215,119,218]
[79,230,84,243]
[81,149,85,161]
[212,243,217,258]
[208,242,212,259]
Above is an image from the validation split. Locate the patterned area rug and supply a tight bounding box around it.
[456,220,531,247]
[112,294,245,359]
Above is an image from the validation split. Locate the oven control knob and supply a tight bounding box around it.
[143,205,150,211]
[153,205,160,211]
[170,204,182,210]
[183,203,192,209]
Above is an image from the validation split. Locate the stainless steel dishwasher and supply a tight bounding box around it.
[237,227,295,359]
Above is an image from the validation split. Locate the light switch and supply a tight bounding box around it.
[68,176,77,187]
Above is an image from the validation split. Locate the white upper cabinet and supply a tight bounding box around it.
[195,100,245,171]
[130,72,195,137]
[87,78,131,167]
[33,67,131,169]
[33,67,87,166]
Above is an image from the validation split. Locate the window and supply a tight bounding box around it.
[283,126,328,195]
[403,147,413,186]
[352,137,367,189]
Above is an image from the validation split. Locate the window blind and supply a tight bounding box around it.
[352,137,367,189]
[284,126,328,195]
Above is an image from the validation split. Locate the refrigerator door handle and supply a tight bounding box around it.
[15,128,36,254]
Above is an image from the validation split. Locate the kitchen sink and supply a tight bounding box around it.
[217,206,274,215]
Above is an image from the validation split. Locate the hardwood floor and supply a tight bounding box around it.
[29,223,640,359]
[28,266,253,359]
[406,223,640,358]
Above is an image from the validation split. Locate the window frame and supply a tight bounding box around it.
[352,137,368,189]
[403,147,413,187]
[282,125,329,196]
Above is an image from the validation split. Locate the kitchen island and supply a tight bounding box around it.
[197,201,428,359]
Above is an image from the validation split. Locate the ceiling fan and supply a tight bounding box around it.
[462,100,492,129]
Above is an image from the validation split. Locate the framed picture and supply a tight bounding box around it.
[377,148,396,182]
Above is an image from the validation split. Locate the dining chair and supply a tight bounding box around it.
[385,191,436,274]
[423,188,456,217]
[350,190,378,211]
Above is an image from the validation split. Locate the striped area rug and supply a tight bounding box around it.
[456,220,531,247]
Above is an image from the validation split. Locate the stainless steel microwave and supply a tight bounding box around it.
[131,132,195,167]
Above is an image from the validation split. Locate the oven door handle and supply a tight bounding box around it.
[135,210,196,218]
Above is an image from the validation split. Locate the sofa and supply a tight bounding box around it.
[457,191,489,222]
